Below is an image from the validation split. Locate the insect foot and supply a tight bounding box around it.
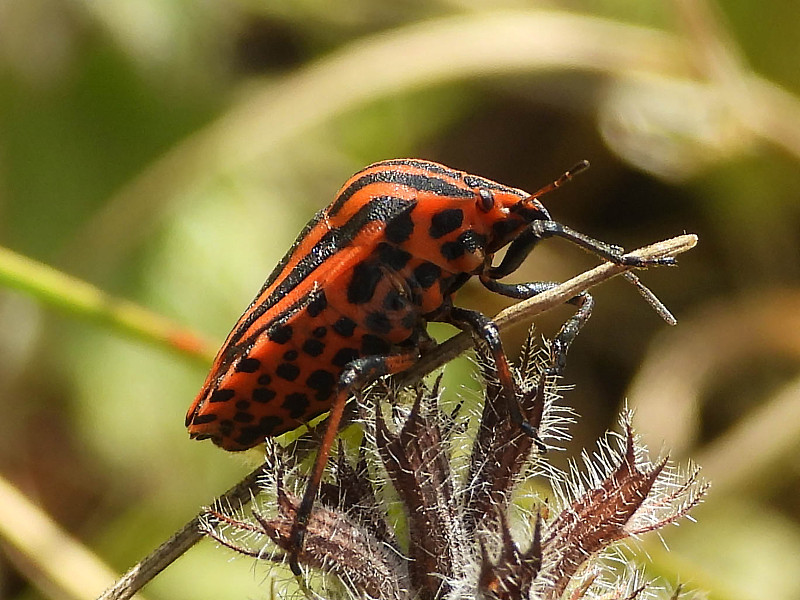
[201,330,708,600]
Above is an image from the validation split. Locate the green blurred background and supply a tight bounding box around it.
[1,1,799,599]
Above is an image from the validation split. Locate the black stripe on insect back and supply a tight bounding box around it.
[247,208,327,312]
[328,168,473,217]
[225,195,416,354]
[463,174,525,197]
[212,295,311,378]
[369,159,463,180]
[211,206,328,367]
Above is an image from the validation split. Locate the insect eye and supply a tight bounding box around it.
[477,188,494,212]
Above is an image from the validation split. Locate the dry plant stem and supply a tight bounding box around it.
[97,233,696,600]
[97,468,263,600]
[399,234,697,385]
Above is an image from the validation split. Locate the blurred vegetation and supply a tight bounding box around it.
[1,1,799,599]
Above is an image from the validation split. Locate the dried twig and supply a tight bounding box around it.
[97,469,263,600]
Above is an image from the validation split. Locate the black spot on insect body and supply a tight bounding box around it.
[235,427,264,448]
[458,229,487,254]
[413,262,441,289]
[219,420,234,436]
[283,349,298,361]
[438,274,453,294]
[333,316,357,337]
[401,312,418,330]
[383,288,408,312]
[191,413,217,425]
[384,206,415,243]
[440,240,465,261]
[365,311,391,334]
[332,347,360,367]
[252,388,277,403]
[268,324,293,344]
[306,369,336,401]
[377,242,411,271]
[210,389,235,403]
[440,272,470,297]
[259,416,282,435]
[347,261,383,304]
[404,279,424,306]
[276,363,300,381]
[257,374,272,385]
[235,357,261,373]
[235,400,251,411]
[306,291,328,317]
[283,393,310,418]
[302,338,325,357]
[491,218,525,244]
[234,412,255,423]
[312,326,327,338]
[429,208,464,239]
[361,334,391,355]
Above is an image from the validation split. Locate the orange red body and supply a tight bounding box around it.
[186,157,679,572]
[186,159,550,450]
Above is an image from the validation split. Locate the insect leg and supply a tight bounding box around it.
[480,276,594,374]
[288,350,419,575]
[487,227,540,279]
[488,220,672,327]
[442,306,541,442]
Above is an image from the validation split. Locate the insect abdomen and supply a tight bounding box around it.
[187,159,523,450]
[187,251,429,450]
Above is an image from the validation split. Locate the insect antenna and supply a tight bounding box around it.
[527,160,678,325]
[528,159,591,201]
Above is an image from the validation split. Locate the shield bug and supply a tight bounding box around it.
[186,159,674,571]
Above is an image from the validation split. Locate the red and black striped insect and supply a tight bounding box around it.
[186,158,673,571]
